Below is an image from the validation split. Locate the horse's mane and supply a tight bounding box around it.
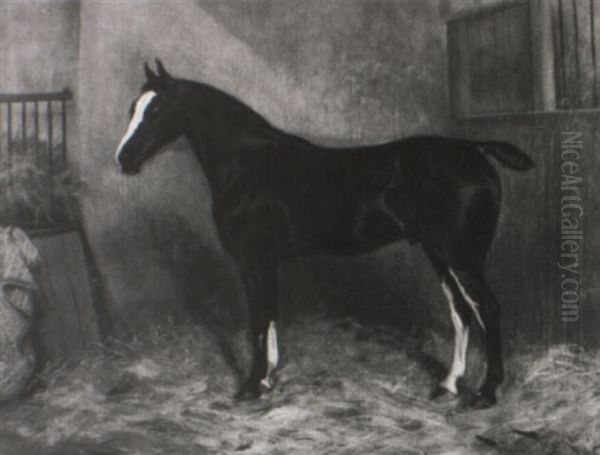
[178,79,314,149]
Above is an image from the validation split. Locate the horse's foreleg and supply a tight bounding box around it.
[236,261,280,399]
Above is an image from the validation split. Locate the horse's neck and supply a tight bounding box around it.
[184,131,224,195]
[183,93,263,194]
[182,85,306,197]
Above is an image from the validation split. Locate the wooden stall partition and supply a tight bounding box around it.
[447,2,534,117]
[31,228,101,363]
[453,111,600,351]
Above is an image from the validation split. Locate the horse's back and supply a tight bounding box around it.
[225,135,502,259]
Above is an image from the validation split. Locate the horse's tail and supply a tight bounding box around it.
[479,141,534,171]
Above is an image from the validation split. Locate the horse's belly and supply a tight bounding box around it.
[285,196,406,257]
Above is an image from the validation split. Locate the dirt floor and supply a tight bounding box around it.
[0,316,598,455]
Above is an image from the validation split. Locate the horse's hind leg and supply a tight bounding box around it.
[444,266,504,407]
[426,252,473,399]
[424,231,504,407]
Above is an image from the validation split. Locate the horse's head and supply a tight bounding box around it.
[116,59,187,175]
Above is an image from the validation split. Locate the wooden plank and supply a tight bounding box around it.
[530,0,557,110]
[506,3,533,111]
[38,235,84,354]
[447,21,470,118]
[552,0,567,107]
[33,239,70,362]
[466,16,484,114]
[559,0,579,108]
[574,0,595,107]
[60,231,100,347]
[494,7,513,113]
[593,0,600,106]
[448,23,460,117]
[478,13,501,112]
[454,3,532,116]
[31,232,99,362]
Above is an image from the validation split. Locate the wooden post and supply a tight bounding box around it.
[530,0,557,111]
[447,20,470,118]
[32,229,101,363]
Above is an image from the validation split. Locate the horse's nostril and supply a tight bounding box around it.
[116,151,128,170]
[117,148,130,163]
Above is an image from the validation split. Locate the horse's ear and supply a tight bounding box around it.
[155,58,173,82]
[144,61,158,81]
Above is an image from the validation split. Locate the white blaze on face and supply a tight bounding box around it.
[115,90,157,165]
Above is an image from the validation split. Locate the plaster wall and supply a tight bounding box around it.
[0,0,79,94]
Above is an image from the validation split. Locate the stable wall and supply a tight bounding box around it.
[0,0,80,94]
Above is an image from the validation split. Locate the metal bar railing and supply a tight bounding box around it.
[21,101,27,150]
[61,99,67,162]
[0,101,2,160]
[0,88,73,227]
[7,101,12,186]
[34,101,39,158]
[0,89,71,103]
[47,99,54,210]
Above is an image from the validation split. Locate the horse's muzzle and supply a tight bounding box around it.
[118,161,141,175]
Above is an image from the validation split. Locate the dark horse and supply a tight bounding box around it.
[116,60,533,408]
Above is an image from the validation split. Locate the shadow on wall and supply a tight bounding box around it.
[92,206,246,337]
[200,0,449,144]
[150,212,247,333]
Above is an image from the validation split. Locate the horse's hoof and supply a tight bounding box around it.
[234,383,261,401]
[430,386,458,402]
[468,392,497,410]
[259,376,276,395]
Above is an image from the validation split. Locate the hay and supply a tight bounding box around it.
[0,140,81,227]
[0,317,597,454]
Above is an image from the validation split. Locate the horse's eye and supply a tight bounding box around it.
[151,106,160,115]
